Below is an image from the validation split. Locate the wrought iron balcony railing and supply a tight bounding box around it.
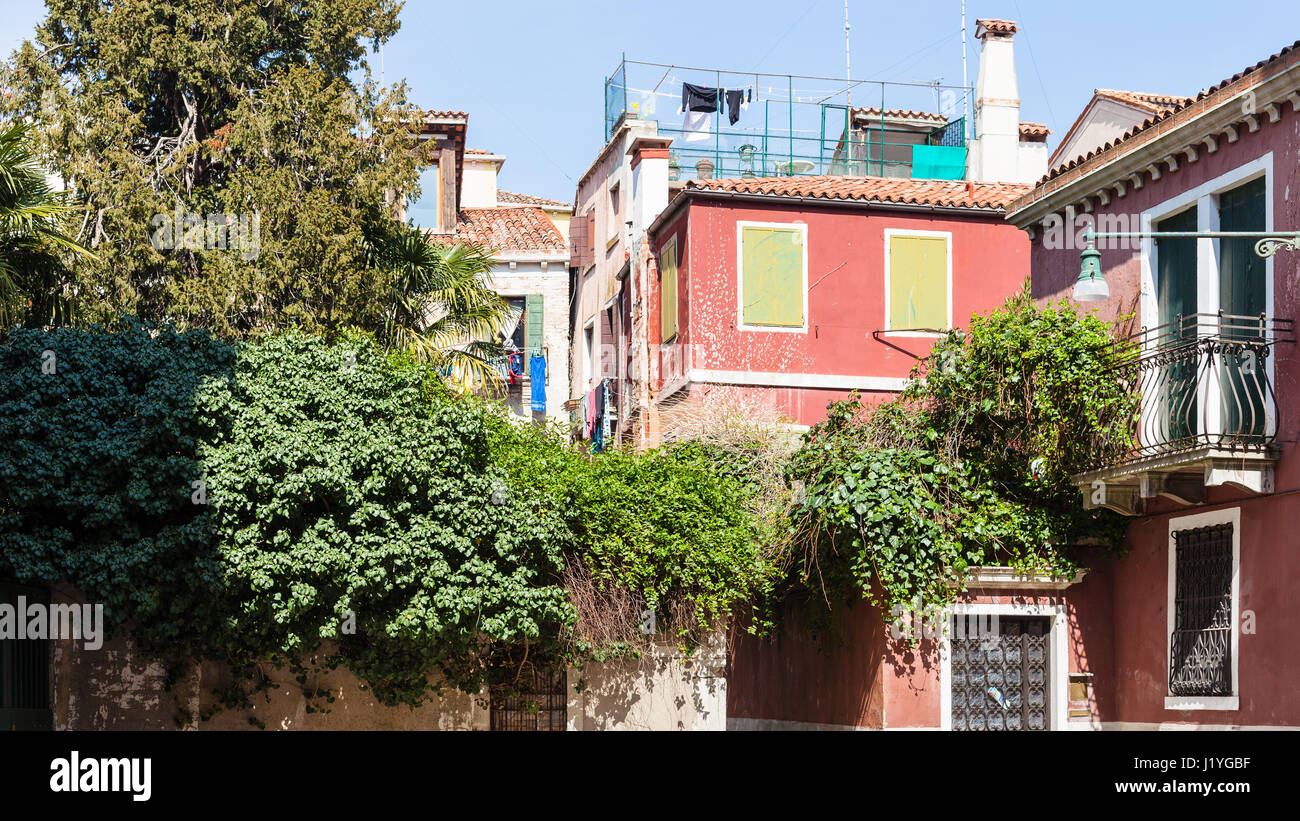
[1084,313,1294,471]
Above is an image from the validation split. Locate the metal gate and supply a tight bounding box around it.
[489,667,567,731]
[951,615,1050,731]
[0,582,53,731]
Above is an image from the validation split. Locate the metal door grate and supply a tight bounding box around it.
[951,615,1050,731]
[490,667,567,731]
[0,582,52,731]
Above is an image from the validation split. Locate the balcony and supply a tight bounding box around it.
[1075,313,1294,515]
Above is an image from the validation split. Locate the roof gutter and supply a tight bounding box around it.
[647,187,1008,236]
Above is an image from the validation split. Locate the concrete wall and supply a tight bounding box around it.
[49,618,726,731]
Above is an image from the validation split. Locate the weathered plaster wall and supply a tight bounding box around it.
[51,623,726,731]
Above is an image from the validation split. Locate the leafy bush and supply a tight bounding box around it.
[785,290,1132,623]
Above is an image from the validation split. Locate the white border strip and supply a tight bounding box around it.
[688,368,909,392]
[1165,507,1241,711]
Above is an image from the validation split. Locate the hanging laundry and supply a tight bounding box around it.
[506,351,523,386]
[593,380,607,451]
[680,82,721,113]
[529,354,546,413]
[681,108,713,142]
[586,388,598,438]
[726,89,745,125]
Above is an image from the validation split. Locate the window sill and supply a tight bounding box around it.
[1165,696,1239,711]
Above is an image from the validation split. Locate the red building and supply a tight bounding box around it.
[729,37,1300,731]
[640,176,1031,438]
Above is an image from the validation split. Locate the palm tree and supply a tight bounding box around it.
[0,121,95,327]
[365,218,512,389]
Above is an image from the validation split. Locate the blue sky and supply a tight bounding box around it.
[3,0,1299,202]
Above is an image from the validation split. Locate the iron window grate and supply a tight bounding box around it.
[1169,523,1233,696]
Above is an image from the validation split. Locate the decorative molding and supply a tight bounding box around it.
[1202,135,1218,154]
[1244,114,1260,133]
[687,368,911,393]
[960,566,1088,591]
[1145,163,1162,181]
[1289,92,1300,113]
[1114,180,1127,198]
[1095,189,1111,207]
[1081,198,1094,214]
[1127,172,1144,191]
[1164,154,1179,173]
[1183,146,1199,164]
[1264,103,1281,123]
[1223,124,1239,143]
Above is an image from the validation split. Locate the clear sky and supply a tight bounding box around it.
[3,0,1299,203]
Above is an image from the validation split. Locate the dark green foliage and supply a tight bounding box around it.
[0,320,233,649]
[194,333,574,704]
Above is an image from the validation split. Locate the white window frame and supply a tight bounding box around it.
[659,234,679,343]
[882,228,953,336]
[1139,155,1274,441]
[735,220,809,334]
[939,602,1068,731]
[1165,506,1241,711]
[582,318,596,391]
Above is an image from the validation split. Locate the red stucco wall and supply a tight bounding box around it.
[1028,98,1300,727]
[652,197,1030,426]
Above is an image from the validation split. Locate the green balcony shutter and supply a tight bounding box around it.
[888,234,949,330]
[525,294,544,351]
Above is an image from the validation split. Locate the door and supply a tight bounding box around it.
[1218,177,1268,441]
[0,582,52,731]
[950,615,1051,731]
[1155,207,1200,445]
[489,666,567,731]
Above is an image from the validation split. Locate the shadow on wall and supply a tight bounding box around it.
[571,633,727,731]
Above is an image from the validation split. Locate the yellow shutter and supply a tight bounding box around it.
[741,225,804,327]
[660,239,677,342]
[888,235,948,330]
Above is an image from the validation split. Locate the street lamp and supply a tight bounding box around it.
[1073,228,1300,303]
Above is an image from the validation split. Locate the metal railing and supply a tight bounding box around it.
[1085,313,1294,470]
[606,57,974,182]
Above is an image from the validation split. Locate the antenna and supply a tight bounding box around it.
[961,0,969,140]
[844,0,851,108]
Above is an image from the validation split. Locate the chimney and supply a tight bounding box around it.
[968,19,1021,183]
[627,136,671,236]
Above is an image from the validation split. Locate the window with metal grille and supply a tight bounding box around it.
[0,582,52,731]
[489,667,567,731]
[1169,523,1234,696]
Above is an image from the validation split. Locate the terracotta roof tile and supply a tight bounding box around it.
[684,175,1030,211]
[496,190,571,208]
[1019,121,1051,141]
[430,206,566,253]
[976,19,1018,36]
[425,110,467,119]
[853,107,947,122]
[1094,88,1194,113]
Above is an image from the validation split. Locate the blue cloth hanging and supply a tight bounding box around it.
[529,354,546,413]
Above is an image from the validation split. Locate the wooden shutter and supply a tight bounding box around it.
[660,239,678,342]
[887,234,948,330]
[525,294,544,350]
[1219,178,1266,319]
[741,225,804,327]
[569,211,588,268]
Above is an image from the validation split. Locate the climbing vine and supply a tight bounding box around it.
[784,289,1135,627]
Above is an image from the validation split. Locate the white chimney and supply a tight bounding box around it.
[628,136,671,235]
[968,18,1022,183]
